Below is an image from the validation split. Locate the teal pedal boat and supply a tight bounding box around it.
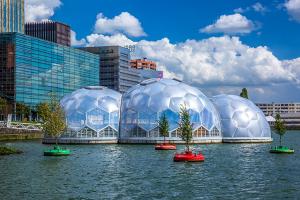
[44,145,71,156]
[270,146,294,154]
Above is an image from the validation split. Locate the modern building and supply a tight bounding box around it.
[256,102,300,116]
[130,58,157,70]
[0,0,24,33]
[25,21,71,46]
[119,78,222,143]
[256,102,300,129]
[80,46,162,93]
[0,32,99,113]
[278,113,300,129]
[212,95,272,143]
[43,86,122,144]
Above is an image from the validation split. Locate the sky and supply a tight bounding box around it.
[24,0,300,102]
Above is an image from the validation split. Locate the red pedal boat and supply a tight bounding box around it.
[173,151,205,162]
[155,143,176,150]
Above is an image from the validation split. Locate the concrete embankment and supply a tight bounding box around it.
[0,128,43,141]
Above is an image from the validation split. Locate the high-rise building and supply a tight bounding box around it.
[0,0,24,33]
[25,21,71,46]
[130,58,157,70]
[0,32,99,111]
[80,46,163,93]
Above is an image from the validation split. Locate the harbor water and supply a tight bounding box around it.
[0,131,300,199]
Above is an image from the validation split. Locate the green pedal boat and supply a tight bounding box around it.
[44,145,71,156]
[270,146,294,154]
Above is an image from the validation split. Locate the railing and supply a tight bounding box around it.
[0,121,42,131]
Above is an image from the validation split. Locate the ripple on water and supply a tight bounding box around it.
[0,132,300,199]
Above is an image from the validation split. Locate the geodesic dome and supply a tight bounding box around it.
[211,94,271,141]
[60,86,122,139]
[120,78,222,141]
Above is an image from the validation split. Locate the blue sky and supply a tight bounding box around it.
[25,0,300,102]
[51,0,300,59]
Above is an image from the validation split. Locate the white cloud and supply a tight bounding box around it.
[284,0,300,22]
[81,33,297,89]
[234,3,267,14]
[234,8,246,13]
[94,12,146,37]
[71,30,87,46]
[282,58,300,83]
[252,3,267,13]
[200,14,256,34]
[86,33,136,47]
[134,36,295,86]
[25,0,62,22]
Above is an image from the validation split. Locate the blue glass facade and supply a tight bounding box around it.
[0,33,99,108]
[0,0,24,33]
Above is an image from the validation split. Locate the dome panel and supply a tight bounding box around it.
[66,111,85,131]
[86,108,109,132]
[212,94,271,140]
[120,78,222,140]
[61,86,122,138]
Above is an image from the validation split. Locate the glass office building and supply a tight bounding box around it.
[0,33,99,110]
[0,0,24,33]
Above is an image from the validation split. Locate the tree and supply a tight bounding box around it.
[36,102,50,121]
[240,88,249,99]
[16,102,30,121]
[0,97,7,114]
[178,105,193,152]
[41,100,66,145]
[274,113,286,146]
[159,113,169,143]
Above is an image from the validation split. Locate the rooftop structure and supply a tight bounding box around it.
[0,0,24,33]
[80,46,162,93]
[212,95,272,143]
[25,21,71,46]
[130,58,157,70]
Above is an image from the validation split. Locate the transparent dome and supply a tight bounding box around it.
[120,78,222,140]
[212,94,271,140]
[60,86,122,139]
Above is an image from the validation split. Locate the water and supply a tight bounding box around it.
[1,132,300,200]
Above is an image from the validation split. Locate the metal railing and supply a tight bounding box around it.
[0,121,42,131]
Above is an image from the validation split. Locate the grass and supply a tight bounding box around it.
[0,146,23,155]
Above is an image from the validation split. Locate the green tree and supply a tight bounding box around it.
[16,102,30,120]
[36,102,51,121]
[240,88,249,99]
[159,113,169,143]
[41,100,66,145]
[274,113,286,146]
[178,105,193,151]
[0,97,7,114]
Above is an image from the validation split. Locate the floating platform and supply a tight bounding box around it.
[42,137,118,144]
[44,146,71,156]
[222,137,273,143]
[119,137,222,144]
[173,151,205,162]
[270,146,294,154]
[155,143,176,150]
